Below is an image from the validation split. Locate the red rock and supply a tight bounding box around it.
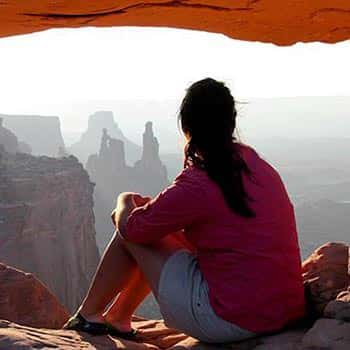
[0,263,68,329]
[302,318,350,350]
[0,152,100,312]
[0,117,18,154]
[1,1,350,45]
[302,242,350,315]
[0,319,183,350]
[324,288,350,321]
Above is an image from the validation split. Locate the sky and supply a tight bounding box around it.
[0,26,349,133]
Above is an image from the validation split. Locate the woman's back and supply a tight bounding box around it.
[126,142,305,334]
[179,142,305,333]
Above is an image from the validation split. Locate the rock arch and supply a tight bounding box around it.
[0,1,350,45]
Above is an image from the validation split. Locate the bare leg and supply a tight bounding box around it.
[78,230,139,322]
[101,231,193,330]
[103,270,151,332]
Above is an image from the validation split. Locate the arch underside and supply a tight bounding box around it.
[0,0,350,45]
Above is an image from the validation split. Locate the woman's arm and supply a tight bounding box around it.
[118,167,208,244]
[111,192,151,239]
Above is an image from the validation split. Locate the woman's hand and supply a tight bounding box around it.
[111,193,152,226]
[116,192,151,207]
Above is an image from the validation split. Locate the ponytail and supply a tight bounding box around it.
[179,78,255,218]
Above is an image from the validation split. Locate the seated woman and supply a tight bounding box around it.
[64,78,305,343]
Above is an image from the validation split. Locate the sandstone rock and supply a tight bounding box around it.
[1,114,65,157]
[1,243,350,349]
[324,288,350,321]
[0,117,18,154]
[302,242,350,315]
[302,318,350,350]
[0,318,187,350]
[0,263,68,328]
[1,1,350,45]
[0,151,100,312]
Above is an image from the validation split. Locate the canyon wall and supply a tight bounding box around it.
[0,117,18,153]
[1,114,65,157]
[0,149,100,312]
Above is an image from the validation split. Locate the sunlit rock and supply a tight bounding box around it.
[1,1,350,45]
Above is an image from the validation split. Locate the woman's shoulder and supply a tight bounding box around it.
[235,141,258,155]
[175,165,208,182]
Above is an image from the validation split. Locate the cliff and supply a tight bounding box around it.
[0,242,349,349]
[69,111,142,165]
[0,117,18,154]
[1,114,65,157]
[0,150,100,312]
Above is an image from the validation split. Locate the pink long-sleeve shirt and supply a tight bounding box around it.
[125,143,305,333]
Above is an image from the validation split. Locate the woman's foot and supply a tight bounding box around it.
[63,313,108,335]
[103,312,133,332]
[80,311,105,324]
[103,313,138,339]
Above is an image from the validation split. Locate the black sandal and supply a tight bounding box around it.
[63,313,108,335]
[105,323,138,340]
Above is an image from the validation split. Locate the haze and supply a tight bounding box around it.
[0,27,349,136]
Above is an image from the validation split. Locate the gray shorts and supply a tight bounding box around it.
[155,249,257,343]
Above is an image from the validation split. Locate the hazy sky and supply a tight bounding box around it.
[0,26,349,132]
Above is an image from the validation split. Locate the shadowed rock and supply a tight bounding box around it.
[0,263,68,328]
[0,151,100,312]
[0,117,18,153]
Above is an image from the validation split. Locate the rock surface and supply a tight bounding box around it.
[302,242,350,316]
[0,243,350,350]
[0,117,18,154]
[324,288,350,321]
[0,264,68,329]
[1,114,66,157]
[0,151,100,312]
[1,1,350,45]
[0,241,349,349]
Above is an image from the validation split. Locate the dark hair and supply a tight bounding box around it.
[178,78,255,218]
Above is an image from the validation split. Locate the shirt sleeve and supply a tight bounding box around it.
[124,167,207,244]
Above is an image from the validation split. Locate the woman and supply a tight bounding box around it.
[64,78,305,343]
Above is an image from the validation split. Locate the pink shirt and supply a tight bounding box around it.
[125,143,306,333]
